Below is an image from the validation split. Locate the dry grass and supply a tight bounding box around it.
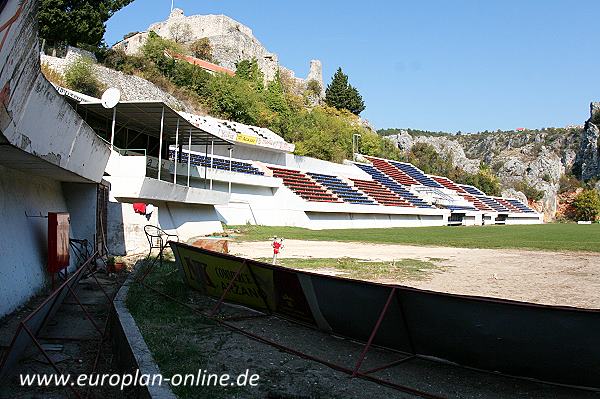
[40,62,65,86]
[259,257,446,282]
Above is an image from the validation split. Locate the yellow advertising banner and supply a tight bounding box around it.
[175,246,274,310]
[235,133,258,145]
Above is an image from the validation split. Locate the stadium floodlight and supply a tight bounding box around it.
[352,133,361,161]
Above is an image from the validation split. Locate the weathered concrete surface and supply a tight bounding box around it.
[111,272,177,399]
[0,0,110,183]
[0,0,110,316]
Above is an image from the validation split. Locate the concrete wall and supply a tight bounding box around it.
[106,200,223,255]
[0,166,66,316]
[0,0,110,183]
[0,0,112,317]
[62,183,97,246]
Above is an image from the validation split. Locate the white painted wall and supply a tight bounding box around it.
[0,0,111,318]
[0,166,66,316]
[106,200,224,256]
[0,0,110,183]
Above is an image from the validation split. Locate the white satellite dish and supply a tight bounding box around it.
[101,88,121,109]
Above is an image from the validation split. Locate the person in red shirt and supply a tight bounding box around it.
[272,236,284,265]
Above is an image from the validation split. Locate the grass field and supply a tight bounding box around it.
[231,223,600,252]
[257,257,446,281]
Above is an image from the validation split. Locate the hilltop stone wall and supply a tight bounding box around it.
[41,48,190,111]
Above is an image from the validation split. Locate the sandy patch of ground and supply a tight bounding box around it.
[231,240,600,309]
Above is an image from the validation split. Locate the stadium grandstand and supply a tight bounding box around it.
[46,81,542,255]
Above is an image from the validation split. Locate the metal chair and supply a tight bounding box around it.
[139,225,179,282]
[144,225,179,259]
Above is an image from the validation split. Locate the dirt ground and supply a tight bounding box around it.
[0,270,132,399]
[230,240,600,309]
[129,266,599,399]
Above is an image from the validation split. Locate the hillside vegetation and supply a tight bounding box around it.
[100,33,400,163]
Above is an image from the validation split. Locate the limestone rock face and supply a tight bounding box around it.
[384,122,587,220]
[501,188,528,205]
[387,131,480,173]
[575,103,600,180]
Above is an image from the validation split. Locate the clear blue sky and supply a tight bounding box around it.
[105,0,600,133]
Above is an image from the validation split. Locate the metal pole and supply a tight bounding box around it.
[228,147,233,194]
[210,140,214,190]
[110,106,116,149]
[187,128,192,187]
[204,141,208,189]
[157,106,164,181]
[174,119,179,184]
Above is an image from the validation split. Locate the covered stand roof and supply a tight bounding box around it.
[78,101,234,147]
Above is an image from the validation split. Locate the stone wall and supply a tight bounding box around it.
[41,48,191,111]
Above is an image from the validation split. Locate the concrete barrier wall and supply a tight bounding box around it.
[0,0,110,182]
[0,166,67,316]
[0,0,111,317]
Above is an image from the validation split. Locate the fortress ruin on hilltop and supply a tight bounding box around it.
[114,8,324,96]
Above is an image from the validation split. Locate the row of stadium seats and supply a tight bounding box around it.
[350,179,414,207]
[506,198,537,213]
[169,150,265,176]
[462,194,495,212]
[460,185,485,196]
[432,176,468,193]
[365,157,418,185]
[389,161,445,189]
[354,163,433,208]
[362,157,536,215]
[268,167,341,203]
[306,172,376,205]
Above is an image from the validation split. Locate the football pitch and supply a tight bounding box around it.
[232,223,600,252]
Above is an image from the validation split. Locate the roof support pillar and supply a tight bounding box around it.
[187,128,192,187]
[204,141,208,189]
[209,140,214,190]
[157,106,164,181]
[228,146,233,195]
[173,118,179,185]
[110,106,116,150]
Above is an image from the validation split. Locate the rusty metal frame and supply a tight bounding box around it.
[352,287,398,377]
[0,252,117,399]
[20,322,82,399]
[136,260,443,399]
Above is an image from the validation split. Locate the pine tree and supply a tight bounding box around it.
[38,0,134,48]
[324,67,365,115]
[346,85,365,115]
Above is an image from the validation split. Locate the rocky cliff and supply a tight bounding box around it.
[385,104,600,220]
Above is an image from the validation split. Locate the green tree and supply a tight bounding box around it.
[407,143,453,177]
[38,0,134,48]
[64,57,105,97]
[306,79,322,97]
[189,38,213,61]
[572,189,600,221]
[265,72,288,115]
[235,59,264,90]
[324,68,365,115]
[455,165,501,196]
